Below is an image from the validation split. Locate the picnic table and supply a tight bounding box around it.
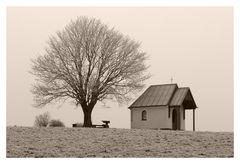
[102,120,110,128]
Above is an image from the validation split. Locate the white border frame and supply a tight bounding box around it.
[1,0,239,163]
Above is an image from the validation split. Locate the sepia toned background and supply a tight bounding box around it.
[7,7,233,131]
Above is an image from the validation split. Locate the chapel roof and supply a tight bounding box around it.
[129,84,197,109]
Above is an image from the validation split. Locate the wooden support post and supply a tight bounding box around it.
[168,107,170,118]
[177,107,181,130]
[193,109,195,131]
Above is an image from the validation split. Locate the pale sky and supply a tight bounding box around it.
[7,7,233,132]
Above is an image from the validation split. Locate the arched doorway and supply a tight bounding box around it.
[172,108,180,130]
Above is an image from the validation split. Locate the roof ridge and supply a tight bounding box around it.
[150,83,178,87]
[178,87,190,89]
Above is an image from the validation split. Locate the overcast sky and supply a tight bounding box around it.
[7,7,233,131]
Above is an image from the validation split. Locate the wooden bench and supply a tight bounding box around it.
[73,121,110,128]
[92,120,110,128]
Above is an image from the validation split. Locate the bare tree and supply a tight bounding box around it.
[31,16,149,127]
[34,112,51,127]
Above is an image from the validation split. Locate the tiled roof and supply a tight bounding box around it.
[130,84,177,107]
[169,87,189,106]
[129,84,197,109]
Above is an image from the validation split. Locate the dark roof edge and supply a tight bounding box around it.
[186,88,198,109]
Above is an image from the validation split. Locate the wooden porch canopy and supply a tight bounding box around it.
[169,87,197,131]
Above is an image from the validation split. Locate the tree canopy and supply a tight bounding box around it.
[31,16,149,126]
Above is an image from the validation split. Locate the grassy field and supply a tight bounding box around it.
[6,127,233,158]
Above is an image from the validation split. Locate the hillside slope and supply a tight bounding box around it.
[7,127,233,157]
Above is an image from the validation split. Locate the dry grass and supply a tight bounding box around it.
[6,127,233,158]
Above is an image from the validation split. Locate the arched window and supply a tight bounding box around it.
[142,110,147,121]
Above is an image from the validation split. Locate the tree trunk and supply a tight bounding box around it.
[80,100,97,127]
[83,108,93,127]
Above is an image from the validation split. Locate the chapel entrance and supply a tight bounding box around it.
[172,108,180,130]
